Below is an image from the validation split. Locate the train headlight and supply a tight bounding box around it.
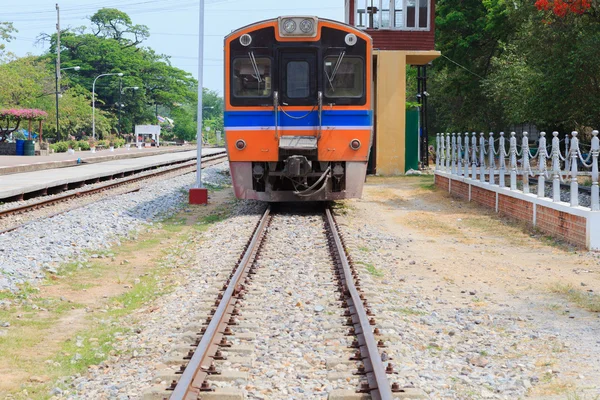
[349,139,361,150]
[345,33,357,46]
[282,19,297,33]
[235,139,246,150]
[279,17,318,37]
[300,19,314,34]
[239,34,252,47]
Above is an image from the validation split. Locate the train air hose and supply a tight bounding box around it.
[294,166,331,197]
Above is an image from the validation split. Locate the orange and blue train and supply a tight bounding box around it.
[224,16,373,201]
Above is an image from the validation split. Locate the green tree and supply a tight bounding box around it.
[0,21,16,61]
[429,0,515,132]
[0,56,51,107]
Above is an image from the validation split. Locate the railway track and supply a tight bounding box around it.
[0,152,228,234]
[164,205,400,400]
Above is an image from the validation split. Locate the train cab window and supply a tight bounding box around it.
[286,61,310,98]
[232,57,272,98]
[324,56,364,98]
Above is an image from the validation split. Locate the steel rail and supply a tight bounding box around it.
[0,152,227,219]
[325,208,394,400]
[169,206,271,400]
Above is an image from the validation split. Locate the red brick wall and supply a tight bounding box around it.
[435,175,449,191]
[537,205,587,247]
[498,194,533,223]
[471,186,496,209]
[450,180,469,201]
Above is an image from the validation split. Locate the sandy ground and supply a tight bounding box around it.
[344,175,600,399]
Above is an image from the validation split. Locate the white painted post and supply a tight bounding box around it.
[463,133,470,178]
[510,132,517,190]
[499,132,506,187]
[451,133,457,175]
[489,132,495,185]
[522,132,530,194]
[479,132,486,182]
[565,134,571,172]
[570,131,579,207]
[446,133,451,172]
[457,132,463,175]
[471,132,477,179]
[552,131,561,202]
[436,133,440,171]
[440,133,446,172]
[538,132,547,198]
[591,130,599,211]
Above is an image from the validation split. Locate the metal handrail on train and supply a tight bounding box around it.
[274,91,279,140]
[318,91,323,140]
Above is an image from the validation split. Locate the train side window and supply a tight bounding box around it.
[286,61,310,99]
[324,57,364,98]
[232,57,272,98]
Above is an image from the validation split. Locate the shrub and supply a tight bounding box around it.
[77,140,90,150]
[114,138,126,148]
[50,142,69,153]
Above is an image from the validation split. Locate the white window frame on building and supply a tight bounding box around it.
[352,0,431,31]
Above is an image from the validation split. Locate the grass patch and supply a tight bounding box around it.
[549,283,600,312]
[418,175,436,191]
[331,201,353,215]
[358,246,370,252]
[357,261,384,277]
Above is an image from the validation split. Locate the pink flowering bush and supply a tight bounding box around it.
[0,108,48,142]
[0,108,48,122]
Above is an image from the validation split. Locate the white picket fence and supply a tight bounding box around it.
[435,131,600,210]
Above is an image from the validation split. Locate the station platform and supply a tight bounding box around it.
[0,145,198,176]
[0,148,225,201]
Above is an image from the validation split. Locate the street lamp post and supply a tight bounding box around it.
[55,65,80,141]
[92,72,123,140]
[118,79,139,137]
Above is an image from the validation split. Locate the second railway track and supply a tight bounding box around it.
[153,205,409,400]
[0,152,228,234]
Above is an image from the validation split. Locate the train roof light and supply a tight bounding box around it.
[345,33,357,46]
[239,34,252,47]
[278,16,318,38]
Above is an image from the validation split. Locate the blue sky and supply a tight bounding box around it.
[3,0,345,94]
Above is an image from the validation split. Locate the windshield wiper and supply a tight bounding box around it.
[248,51,262,83]
[325,51,346,92]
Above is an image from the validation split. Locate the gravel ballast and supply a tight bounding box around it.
[0,164,229,291]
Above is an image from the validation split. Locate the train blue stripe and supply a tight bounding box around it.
[224,110,373,128]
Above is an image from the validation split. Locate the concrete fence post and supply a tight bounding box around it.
[489,132,495,185]
[440,133,445,172]
[565,135,571,172]
[435,133,440,171]
[570,131,579,207]
[464,132,470,178]
[446,133,451,172]
[591,130,599,211]
[471,132,477,179]
[538,132,547,198]
[510,132,517,191]
[479,132,486,182]
[499,132,506,187]
[522,132,530,194]
[451,133,457,175]
[552,132,561,202]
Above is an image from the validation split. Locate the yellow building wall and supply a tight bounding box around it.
[373,50,440,175]
[374,51,407,175]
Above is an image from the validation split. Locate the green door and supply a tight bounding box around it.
[405,109,419,172]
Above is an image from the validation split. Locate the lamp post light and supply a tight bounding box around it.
[92,72,123,140]
[118,81,139,137]
[55,65,80,142]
